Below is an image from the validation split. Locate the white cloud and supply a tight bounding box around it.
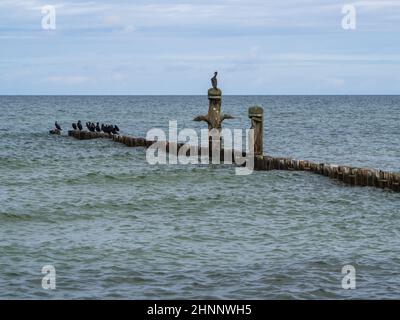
[46,75,91,84]
[1,0,400,35]
[324,78,346,87]
[1,1,399,94]
[352,0,400,10]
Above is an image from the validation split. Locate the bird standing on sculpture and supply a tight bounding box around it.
[211,71,218,89]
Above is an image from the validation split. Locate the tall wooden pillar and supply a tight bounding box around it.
[206,88,223,131]
[194,86,234,159]
[248,106,264,157]
[194,88,233,131]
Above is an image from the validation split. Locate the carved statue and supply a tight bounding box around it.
[211,72,218,89]
[194,72,234,132]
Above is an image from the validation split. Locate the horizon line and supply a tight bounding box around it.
[1,94,399,97]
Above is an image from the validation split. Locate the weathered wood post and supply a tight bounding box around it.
[248,106,263,156]
[49,129,61,135]
[194,74,233,160]
[194,88,234,131]
[248,106,264,170]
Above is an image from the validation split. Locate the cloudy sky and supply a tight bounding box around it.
[0,0,399,94]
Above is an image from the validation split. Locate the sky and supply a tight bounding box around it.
[0,0,399,95]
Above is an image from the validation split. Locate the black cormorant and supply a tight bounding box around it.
[211,71,218,89]
[55,121,62,131]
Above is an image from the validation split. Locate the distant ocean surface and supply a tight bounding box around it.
[0,95,399,299]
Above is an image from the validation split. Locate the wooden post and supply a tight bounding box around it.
[194,85,234,160]
[248,106,264,157]
[392,174,400,192]
[194,87,234,131]
[49,129,61,135]
[207,88,222,131]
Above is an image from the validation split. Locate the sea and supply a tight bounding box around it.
[0,95,399,299]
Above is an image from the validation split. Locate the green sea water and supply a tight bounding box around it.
[0,95,399,299]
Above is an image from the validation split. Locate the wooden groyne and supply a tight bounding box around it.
[68,130,112,140]
[67,129,400,192]
[254,156,400,192]
[244,104,399,192]
[63,79,399,193]
[67,130,246,164]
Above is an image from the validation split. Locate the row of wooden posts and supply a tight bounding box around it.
[67,129,246,162]
[64,85,399,193]
[67,129,400,192]
[255,157,400,191]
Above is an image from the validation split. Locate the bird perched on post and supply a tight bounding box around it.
[89,122,96,132]
[55,121,62,131]
[194,72,234,130]
[211,71,218,89]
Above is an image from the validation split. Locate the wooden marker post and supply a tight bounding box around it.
[248,106,264,170]
[248,106,264,157]
[194,87,234,132]
[194,78,233,160]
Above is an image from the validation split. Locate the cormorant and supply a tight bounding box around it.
[77,120,83,131]
[95,123,101,132]
[211,71,218,89]
[88,122,95,132]
[55,121,62,131]
[104,125,111,135]
[72,123,77,130]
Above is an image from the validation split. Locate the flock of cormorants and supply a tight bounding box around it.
[72,120,120,134]
[53,120,121,135]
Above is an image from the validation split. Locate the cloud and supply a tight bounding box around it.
[352,0,400,11]
[0,1,399,94]
[324,78,346,88]
[1,0,400,37]
[46,75,91,85]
